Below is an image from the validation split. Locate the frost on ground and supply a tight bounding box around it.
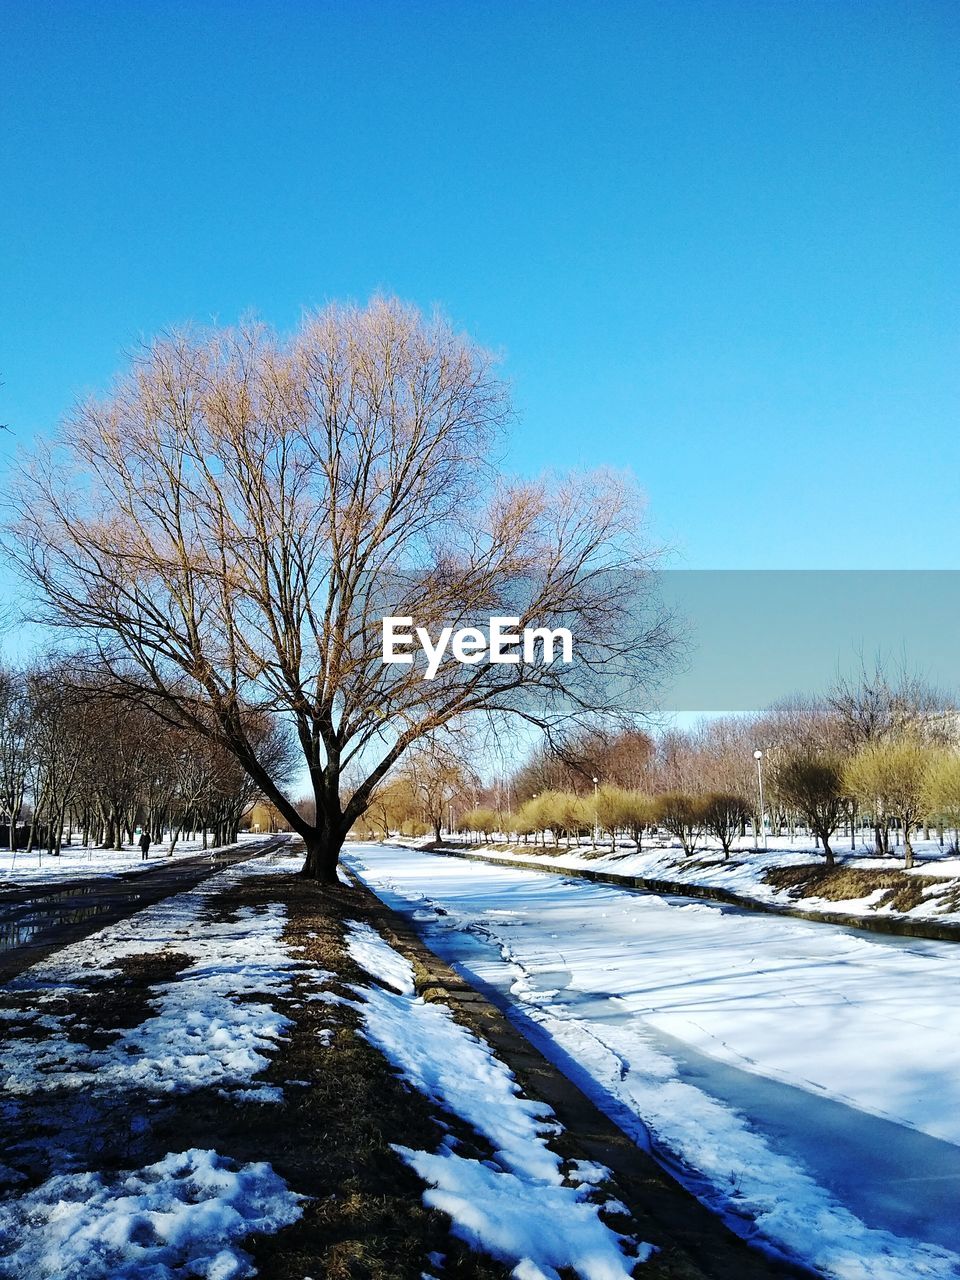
[345,844,960,1280]
[344,918,652,1280]
[0,854,309,1279]
[0,1148,302,1280]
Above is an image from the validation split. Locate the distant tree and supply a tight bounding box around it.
[828,660,953,854]
[462,807,497,844]
[406,736,476,842]
[593,785,632,847]
[363,776,418,840]
[621,791,656,850]
[702,792,753,859]
[656,792,707,856]
[0,668,31,850]
[551,790,590,847]
[531,791,565,847]
[772,752,847,867]
[510,797,537,846]
[922,752,960,852]
[844,737,935,870]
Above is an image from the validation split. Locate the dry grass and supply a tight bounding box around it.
[158,875,515,1280]
[762,862,939,913]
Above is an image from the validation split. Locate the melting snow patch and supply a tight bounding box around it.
[0,1148,303,1280]
[345,919,416,995]
[397,1147,646,1280]
[343,919,650,1278]
[1,862,310,1102]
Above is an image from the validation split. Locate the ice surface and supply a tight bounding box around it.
[344,843,960,1280]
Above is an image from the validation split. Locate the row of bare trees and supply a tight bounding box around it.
[0,656,295,856]
[351,735,480,843]
[452,664,960,870]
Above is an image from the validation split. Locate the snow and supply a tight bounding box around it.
[0,852,311,1277]
[345,919,416,995]
[430,832,960,924]
[0,833,270,889]
[344,843,960,1280]
[2,858,307,1100]
[396,1147,646,1280]
[343,918,651,1279]
[0,1148,303,1280]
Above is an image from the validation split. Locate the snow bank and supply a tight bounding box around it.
[441,834,960,923]
[345,919,416,995]
[0,1148,303,1280]
[344,919,651,1279]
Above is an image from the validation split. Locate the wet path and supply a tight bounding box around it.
[0,838,290,982]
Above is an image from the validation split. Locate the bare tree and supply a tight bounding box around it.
[702,792,753,859]
[772,752,847,866]
[0,668,30,850]
[656,792,707,856]
[25,661,92,855]
[11,299,672,880]
[405,734,477,843]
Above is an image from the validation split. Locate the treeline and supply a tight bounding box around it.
[460,788,756,859]
[457,666,960,870]
[0,656,294,855]
[352,737,479,844]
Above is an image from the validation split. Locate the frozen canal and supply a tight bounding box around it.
[343,843,960,1280]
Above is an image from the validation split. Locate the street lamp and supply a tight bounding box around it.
[592,776,599,848]
[754,749,766,851]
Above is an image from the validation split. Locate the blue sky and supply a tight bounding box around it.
[1,0,957,573]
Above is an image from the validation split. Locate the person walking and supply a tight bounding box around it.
[139,830,151,860]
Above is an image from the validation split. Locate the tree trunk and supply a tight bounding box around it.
[903,828,914,870]
[822,833,835,867]
[301,836,343,883]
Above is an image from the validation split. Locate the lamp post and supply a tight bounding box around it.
[754,749,766,851]
[592,776,599,848]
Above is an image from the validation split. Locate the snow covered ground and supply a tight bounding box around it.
[432,832,960,924]
[0,833,268,889]
[1,842,653,1280]
[0,853,309,1278]
[343,842,960,1280]
[344,919,651,1279]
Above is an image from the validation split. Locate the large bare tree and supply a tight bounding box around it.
[10,298,672,880]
